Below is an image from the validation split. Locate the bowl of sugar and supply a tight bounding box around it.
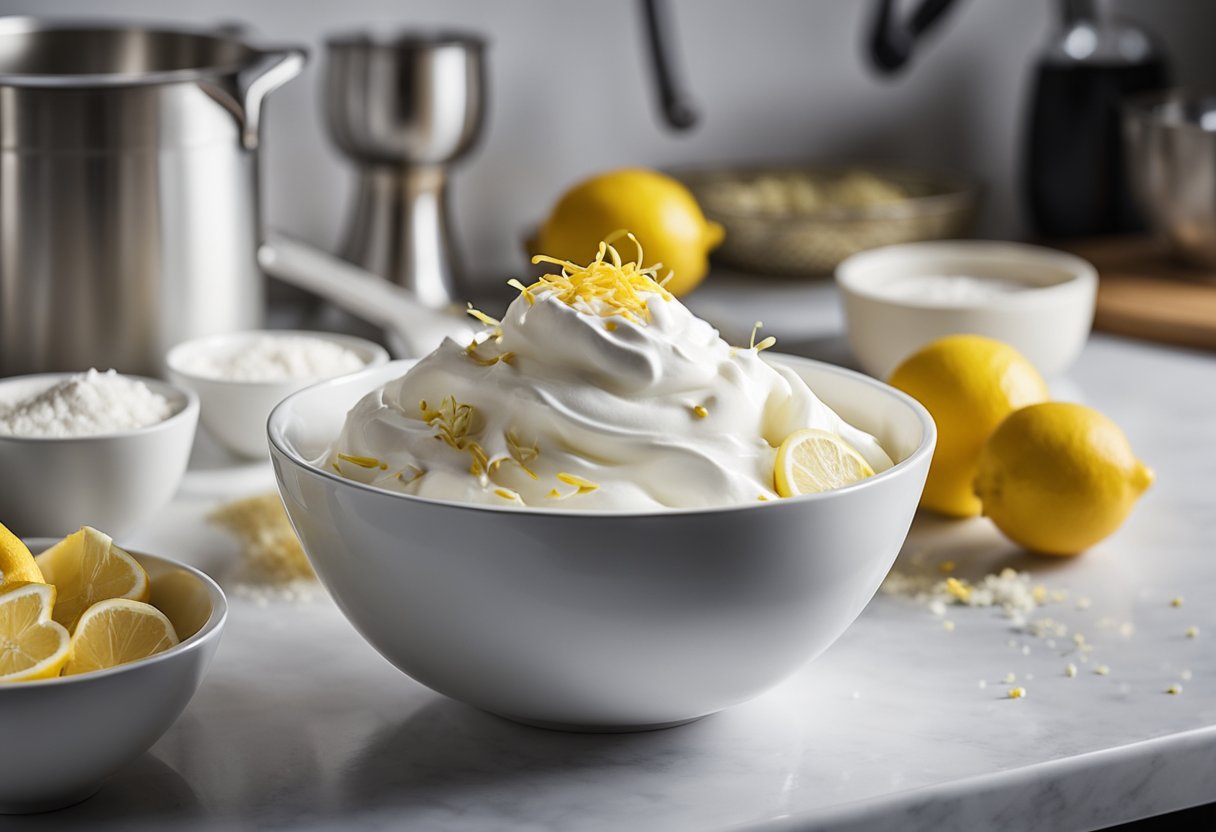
[166,330,389,459]
[0,370,199,538]
[836,240,1097,379]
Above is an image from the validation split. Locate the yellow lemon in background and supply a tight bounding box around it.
[535,168,724,296]
[0,520,44,587]
[888,335,1049,517]
[974,402,1154,556]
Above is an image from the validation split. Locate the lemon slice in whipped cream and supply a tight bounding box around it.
[327,234,893,510]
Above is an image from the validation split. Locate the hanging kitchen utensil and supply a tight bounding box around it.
[0,17,305,376]
[639,0,699,130]
[867,0,963,74]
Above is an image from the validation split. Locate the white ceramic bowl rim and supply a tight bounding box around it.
[268,353,937,519]
[0,545,228,691]
[165,329,391,387]
[0,373,199,444]
[836,240,1098,312]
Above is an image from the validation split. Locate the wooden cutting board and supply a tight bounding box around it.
[1059,236,1216,351]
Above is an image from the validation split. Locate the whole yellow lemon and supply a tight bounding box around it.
[974,402,1153,555]
[888,335,1049,517]
[536,168,724,296]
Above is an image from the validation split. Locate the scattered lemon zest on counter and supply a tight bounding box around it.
[945,577,971,602]
[942,619,955,632]
[1008,687,1026,700]
[1065,663,1078,678]
[1032,584,1048,604]
[1167,684,1183,695]
[1186,626,1199,639]
[526,233,671,324]
[337,453,383,469]
[693,405,709,419]
[1095,665,1111,676]
[1171,597,1184,608]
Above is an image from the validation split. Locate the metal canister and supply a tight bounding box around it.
[0,18,304,375]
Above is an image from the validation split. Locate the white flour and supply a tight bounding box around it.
[186,335,366,382]
[0,369,173,438]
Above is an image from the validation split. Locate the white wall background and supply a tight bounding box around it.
[9,0,1216,288]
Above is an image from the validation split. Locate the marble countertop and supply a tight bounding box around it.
[13,275,1216,832]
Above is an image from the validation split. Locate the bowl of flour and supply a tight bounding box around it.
[166,330,389,459]
[0,370,199,538]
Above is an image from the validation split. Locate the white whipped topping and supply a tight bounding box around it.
[327,284,893,511]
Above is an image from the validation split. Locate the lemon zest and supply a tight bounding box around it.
[945,577,972,602]
[337,453,382,469]
[693,405,708,419]
[494,488,521,502]
[505,431,540,480]
[464,340,516,367]
[525,233,672,324]
[556,472,599,495]
[397,465,426,485]
[605,320,618,332]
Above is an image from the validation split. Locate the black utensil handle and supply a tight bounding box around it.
[868,0,963,74]
[640,0,698,130]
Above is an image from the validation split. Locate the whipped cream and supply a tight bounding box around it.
[327,248,893,511]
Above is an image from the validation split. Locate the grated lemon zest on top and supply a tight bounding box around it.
[464,340,515,367]
[338,453,384,470]
[397,465,426,484]
[420,396,491,479]
[525,233,672,324]
[555,472,599,496]
[505,431,540,479]
[466,304,501,328]
[693,405,709,419]
[506,278,535,305]
[746,321,778,353]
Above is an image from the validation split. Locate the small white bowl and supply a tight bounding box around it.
[269,355,934,731]
[0,375,198,539]
[166,330,389,459]
[0,545,226,814]
[836,240,1097,378]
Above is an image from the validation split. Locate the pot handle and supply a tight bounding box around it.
[258,232,476,357]
[236,46,307,150]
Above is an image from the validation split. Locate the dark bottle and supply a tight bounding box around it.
[1024,0,1170,239]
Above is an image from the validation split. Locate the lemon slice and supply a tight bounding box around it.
[0,520,44,587]
[63,598,179,677]
[0,582,70,682]
[34,527,150,631]
[774,428,876,497]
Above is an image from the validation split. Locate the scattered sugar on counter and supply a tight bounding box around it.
[187,335,365,382]
[0,368,171,437]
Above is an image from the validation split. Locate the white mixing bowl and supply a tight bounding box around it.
[268,355,934,731]
[0,546,226,813]
[0,374,198,539]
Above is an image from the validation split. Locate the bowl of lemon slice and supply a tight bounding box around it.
[0,523,226,813]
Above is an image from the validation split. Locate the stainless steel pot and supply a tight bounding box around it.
[0,18,304,376]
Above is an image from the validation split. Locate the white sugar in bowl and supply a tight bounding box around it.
[836,240,1097,378]
[166,330,389,459]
